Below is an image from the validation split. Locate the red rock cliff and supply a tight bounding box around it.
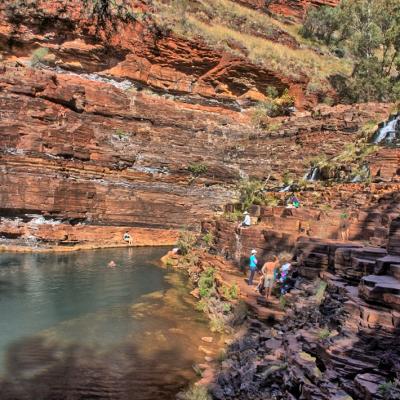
[0,0,393,248]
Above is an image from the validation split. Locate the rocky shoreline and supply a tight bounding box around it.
[162,247,400,400]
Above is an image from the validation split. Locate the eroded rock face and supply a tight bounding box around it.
[0,0,309,108]
[0,0,394,248]
[0,62,390,246]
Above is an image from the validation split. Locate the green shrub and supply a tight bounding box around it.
[228,283,239,300]
[378,380,400,399]
[252,89,294,128]
[264,193,280,207]
[30,47,49,67]
[221,283,239,301]
[115,128,129,139]
[238,179,265,210]
[195,299,208,312]
[318,328,331,340]
[222,302,232,313]
[223,209,243,222]
[265,86,279,99]
[198,268,216,298]
[188,163,208,177]
[209,314,226,333]
[202,232,214,248]
[177,231,196,256]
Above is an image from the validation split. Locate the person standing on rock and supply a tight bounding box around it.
[261,255,279,300]
[248,249,258,285]
[339,213,350,241]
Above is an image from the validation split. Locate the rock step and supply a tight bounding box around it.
[376,255,400,274]
[359,274,400,310]
[390,264,400,279]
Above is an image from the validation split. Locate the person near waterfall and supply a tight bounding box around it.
[248,249,258,285]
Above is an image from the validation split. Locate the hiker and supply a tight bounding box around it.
[289,193,300,208]
[279,262,291,295]
[240,211,251,227]
[247,249,258,285]
[339,213,350,241]
[123,231,133,245]
[260,255,280,299]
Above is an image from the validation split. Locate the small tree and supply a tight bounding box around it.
[177,230,196,255]
[238,179,265,210]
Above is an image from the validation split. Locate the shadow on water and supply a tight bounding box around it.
[0,335,195,400]
[0,247,221,400]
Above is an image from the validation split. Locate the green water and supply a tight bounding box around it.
[0,247,219,400]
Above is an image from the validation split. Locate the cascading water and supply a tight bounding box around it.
[279,185,291,192]
[304,166,320,181]
[234,232,242,266]
[373,115,400,145]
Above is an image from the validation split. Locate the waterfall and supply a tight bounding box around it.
[234,232,242,266]
[279,184,291,192]
[304,166,320,181]
[373,115,400,144]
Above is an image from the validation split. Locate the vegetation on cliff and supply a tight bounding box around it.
[150,0,351,96]
[301,0,400,102]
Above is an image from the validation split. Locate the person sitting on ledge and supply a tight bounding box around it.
[241,211,251,227]
[123,231,133,245]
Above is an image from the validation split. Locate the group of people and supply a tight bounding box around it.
[247,249,295,300]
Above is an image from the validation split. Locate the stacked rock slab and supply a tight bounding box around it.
[210,200,399,272]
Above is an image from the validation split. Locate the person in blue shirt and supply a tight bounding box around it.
[248,249,258,285]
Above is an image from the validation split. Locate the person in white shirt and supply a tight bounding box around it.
[241,211,251,227]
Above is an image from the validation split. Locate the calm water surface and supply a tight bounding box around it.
[0,247,219,400]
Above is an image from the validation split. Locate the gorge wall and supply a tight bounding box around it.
[0,0,394,248]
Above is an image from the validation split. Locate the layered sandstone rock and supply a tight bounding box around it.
[0,0,306,108]
[0,62,390,247]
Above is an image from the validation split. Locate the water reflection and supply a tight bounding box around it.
[0,248,219,399]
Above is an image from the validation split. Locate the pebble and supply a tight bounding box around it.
[201,336,213,343]
[198,345,213,355]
